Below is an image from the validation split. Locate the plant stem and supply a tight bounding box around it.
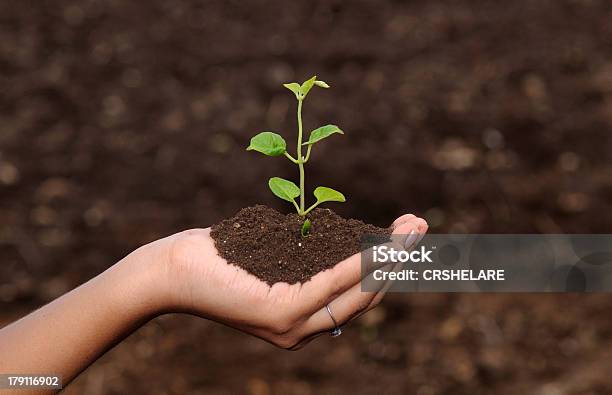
[291,199,301,213]
[297,99,305,215]
[284,152,298,164]
[303,201,320,216]
[303,144,312,163]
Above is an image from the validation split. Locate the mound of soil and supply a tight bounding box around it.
[210,205,391,285]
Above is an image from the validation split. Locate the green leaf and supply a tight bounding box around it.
[300,76,317,98]
[314,186,346,204]
[246,132,286,156]
[269,177,300,202]
[314,80,330,88]
[303,125,344,145]
[283,83,301,100]
[301,218,311,237]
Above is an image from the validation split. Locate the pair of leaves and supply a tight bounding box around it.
[283,76,329,101]
[268,177,345,204]
[247,125,343,157]
[246,75,341,157]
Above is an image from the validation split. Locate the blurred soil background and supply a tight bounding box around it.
[2,0,612,394]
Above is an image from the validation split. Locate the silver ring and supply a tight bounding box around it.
[326,304,342,337]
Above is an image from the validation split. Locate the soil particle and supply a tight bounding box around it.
[210,205,391,285]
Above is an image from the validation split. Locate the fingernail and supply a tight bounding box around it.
[404,230,418,250]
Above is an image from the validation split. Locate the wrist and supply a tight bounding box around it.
[120,229,216,317]
[109,241,174,319]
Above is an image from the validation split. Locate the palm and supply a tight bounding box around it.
[171,229,309,324]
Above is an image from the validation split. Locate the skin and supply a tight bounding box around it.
[0,214,428,394]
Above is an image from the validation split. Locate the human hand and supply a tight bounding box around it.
[145,214,428,350]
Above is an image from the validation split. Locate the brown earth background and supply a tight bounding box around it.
[2,0,612,394]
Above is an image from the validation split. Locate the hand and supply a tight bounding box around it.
[147,214,428,350]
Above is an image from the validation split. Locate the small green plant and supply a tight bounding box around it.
[247,75,346,231]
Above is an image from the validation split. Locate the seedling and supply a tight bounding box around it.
[247,76,346,234]
[300,218,312,237]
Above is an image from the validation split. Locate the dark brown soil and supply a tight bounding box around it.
[210,205,391,285]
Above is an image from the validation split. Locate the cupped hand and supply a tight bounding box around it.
[147,214,428,350]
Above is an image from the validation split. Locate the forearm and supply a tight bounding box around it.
[0,249,164,392]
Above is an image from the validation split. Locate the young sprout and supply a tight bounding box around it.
[247,76,346,233]
[301,218,312,237]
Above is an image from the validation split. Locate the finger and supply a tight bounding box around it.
[294,260,401,338]
[363,220,429,311]
[365,260,405,310]
[376,218,428,300]
[287,332,325,351]
[391,214,416,229]
[360,220,428,317]
[294,217,427,317]
[302,259,403,342]
[364,227,419,274]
